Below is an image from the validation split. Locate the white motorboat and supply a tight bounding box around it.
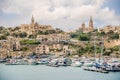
[71,61,82,67]
[58,58,72,66]
[83,61,94,67]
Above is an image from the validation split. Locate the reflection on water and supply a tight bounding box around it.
[0,64,120,80]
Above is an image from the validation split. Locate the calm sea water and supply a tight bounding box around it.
[0,64,120,80]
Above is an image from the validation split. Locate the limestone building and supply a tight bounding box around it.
[36,45,50,55]
[98,25,120,33]
[20,16,53,35]
[12,40,21,51]
[36,34,70,42]
[80,16,94,33]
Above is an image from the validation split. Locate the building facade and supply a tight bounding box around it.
[20,16,53,35]
[36,34,70,42]
[36,45,50,55]
[80,16,94,33]
[98,25,120,33]
[12,41,21,51]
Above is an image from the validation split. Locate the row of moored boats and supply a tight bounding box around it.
[1,57,120,73]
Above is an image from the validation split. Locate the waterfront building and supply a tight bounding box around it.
[36,45,50,55]
[63,45,70,54]
[35,44,71,55]
[52,44,63,50]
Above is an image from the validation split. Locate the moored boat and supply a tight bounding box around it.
[71,60,82,67]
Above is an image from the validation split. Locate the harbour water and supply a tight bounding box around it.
[0,64,120,80]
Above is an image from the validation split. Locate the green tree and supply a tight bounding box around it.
[28,34,36,39]
[4,32,10,36]
[70,33,78,38]
[78,34,90,41]
[21,46,29,51]
[0,35,7,40]
[107,30,114,35]
[103,51,110,56]
[11,32,19,37]
[0,26,4,31]
[20,39,41,45]
[100,31,105,36]
[38,30,43,35]
[46,30,55,34]
[19,32,27,38]
[110,33,119,39]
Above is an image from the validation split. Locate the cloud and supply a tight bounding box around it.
[0,0,120,31]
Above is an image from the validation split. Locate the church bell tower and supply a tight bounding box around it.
[89,16,94,30]
[31,15,35,24]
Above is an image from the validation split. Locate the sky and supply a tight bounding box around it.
[0,0,120,31]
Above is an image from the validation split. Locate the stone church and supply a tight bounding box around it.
[20,16,53,35]
[80,16,94,33]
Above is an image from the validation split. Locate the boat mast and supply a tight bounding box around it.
[118,33,120,58]
[100,37,104,61]
[0,45,2,59]
[94,36,97,62]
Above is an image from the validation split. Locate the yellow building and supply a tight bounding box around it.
[36,34,70,42]
[80,16,94,33]
[36,45,50,55]
[20,16,53,35]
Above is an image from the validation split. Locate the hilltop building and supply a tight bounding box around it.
[20,16,53,35]
[80,16,94,33]
[98,25,120,33]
